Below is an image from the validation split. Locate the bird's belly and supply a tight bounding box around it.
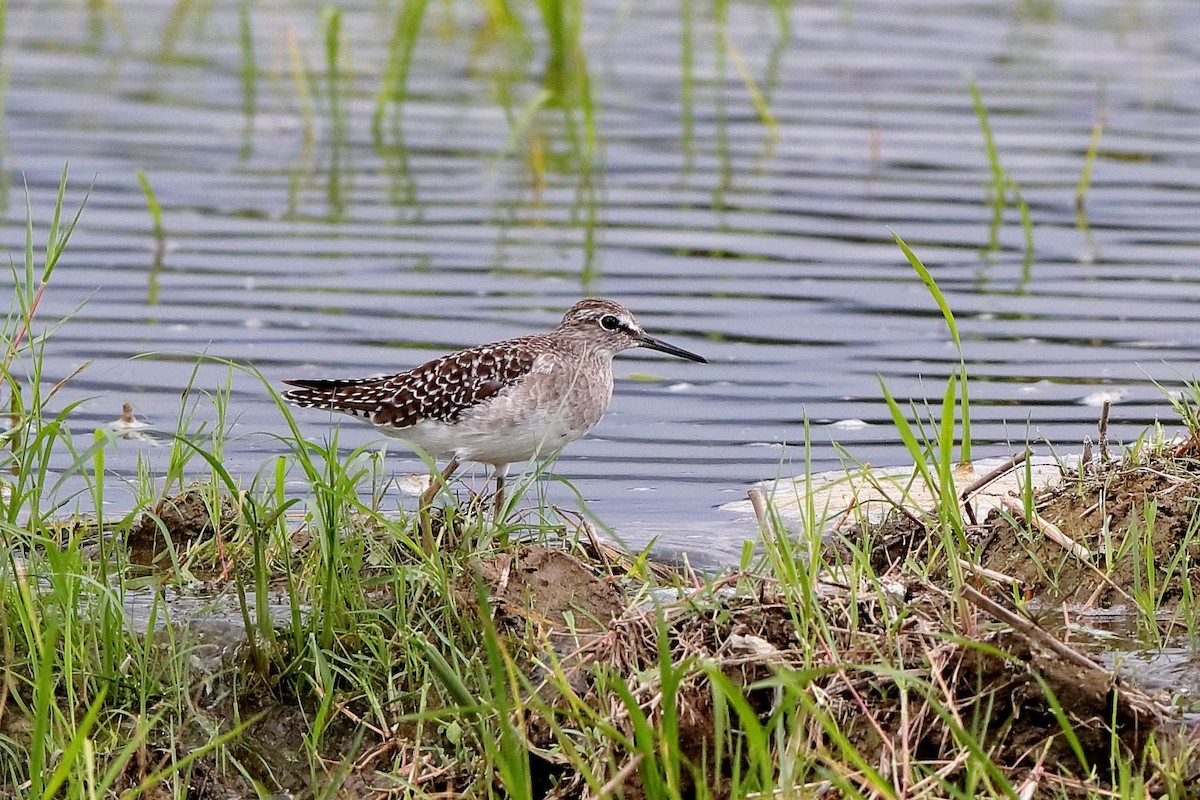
[368,357,613,467]
[373,417,468,460]
[371,407,596,465]
[446,405,590,465]
[449,377,610,466]
[368,400,589,463]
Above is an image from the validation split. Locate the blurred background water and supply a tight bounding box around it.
[5,0,1199,558]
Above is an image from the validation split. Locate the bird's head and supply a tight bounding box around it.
[556,298,707,363]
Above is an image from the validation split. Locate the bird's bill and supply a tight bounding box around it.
[636,332,708,363]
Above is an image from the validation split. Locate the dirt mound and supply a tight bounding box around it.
[979,458,1200,606]
[127,488,240,567]
[26,466,1191,798]
[474,544,626,632]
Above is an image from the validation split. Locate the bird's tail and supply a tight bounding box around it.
[282,378,379,411]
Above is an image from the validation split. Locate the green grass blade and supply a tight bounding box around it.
[134,168,164,239]
[1076,117,1104,210]
[1033,675,1089,773]
[879,376,935,491]
[44,165,89,281]
[969,77,1005,194]
[891,230,960,351]
[939,371,957,484]
[44,165,66,282]
[27,623,58,795]
[419,634,477,712]
[372,0,430,137]
[959,364,971,463]
[39,685,108,800]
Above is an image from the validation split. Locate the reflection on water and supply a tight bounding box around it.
[4,1,1200,555]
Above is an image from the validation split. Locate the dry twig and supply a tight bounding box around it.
[1000,495,1091,561]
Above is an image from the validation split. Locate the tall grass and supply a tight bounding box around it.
[879,232,972,604]
[1075,110,1105,259]
[0,0,9,213]
[134,167,166,306]
[322,4,350,216]
[237,0,257,159]
[969,78,1034,273]
[0,169,246,796]
[372,0,431,139]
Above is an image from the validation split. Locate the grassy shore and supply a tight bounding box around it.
[2,181,1200,798]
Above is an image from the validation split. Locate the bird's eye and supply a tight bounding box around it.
[599,314,622,331]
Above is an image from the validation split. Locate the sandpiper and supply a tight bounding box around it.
[283,298,706,521]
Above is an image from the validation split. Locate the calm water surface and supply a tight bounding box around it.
[6,0,1200,559]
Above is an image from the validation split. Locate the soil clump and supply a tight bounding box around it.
[978,454,1200,606]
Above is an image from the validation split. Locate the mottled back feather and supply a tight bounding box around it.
[283,335,545,430]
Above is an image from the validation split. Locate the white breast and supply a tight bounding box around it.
[439,353,615,466]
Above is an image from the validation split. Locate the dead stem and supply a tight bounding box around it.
[1000,495,1091,560]
[1098,399,1111,463]
[960,584,1170,722]
[958,449,1030,503]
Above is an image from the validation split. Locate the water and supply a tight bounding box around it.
[5,0,1200,558]
[1058,606,1200,719]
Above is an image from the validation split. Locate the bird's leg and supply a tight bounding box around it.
[493,464,510,520]
[419,456,460,552]
[421,456,460,507]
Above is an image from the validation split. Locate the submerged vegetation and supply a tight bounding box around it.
[3,178,1200,798]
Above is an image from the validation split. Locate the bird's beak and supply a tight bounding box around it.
[635,332,708,363]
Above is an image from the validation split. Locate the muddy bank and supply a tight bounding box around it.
[35,547,1172,798]
[979,454,1200,608]
[8,445,1200,798]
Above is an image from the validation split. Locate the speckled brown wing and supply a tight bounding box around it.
[283,335,547,430]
